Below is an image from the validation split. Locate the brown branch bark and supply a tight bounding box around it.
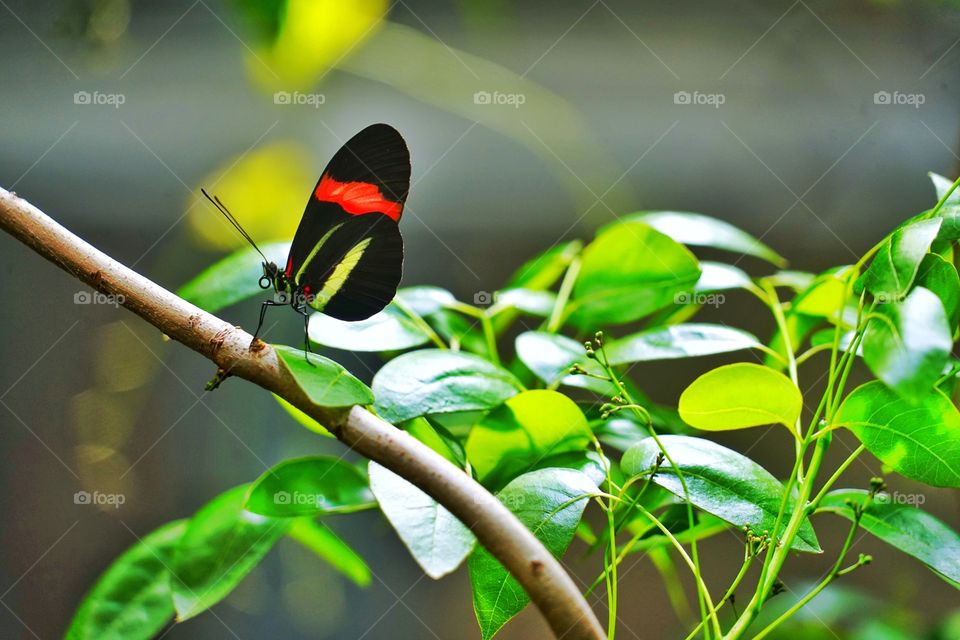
[0,186,605,640]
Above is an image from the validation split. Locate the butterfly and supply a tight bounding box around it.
[203,123,410,361]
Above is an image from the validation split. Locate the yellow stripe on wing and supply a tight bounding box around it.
[294,223,344,286]
[309,237,374,312]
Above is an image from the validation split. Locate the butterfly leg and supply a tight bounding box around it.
[297,305,315,366]
[251,299,283,348]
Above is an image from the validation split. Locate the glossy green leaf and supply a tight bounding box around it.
[397,286,457,316]
[678,363,802,434]
[793,266,857,323]
[177,241,289,313]
[172,485,289,620]
[568,221,701,327]
[916,253,960,328]
[696,261,753,292]
[275,345,374,407]
[403,417,466,466]
[862,287,952,398]
[836,381,960,488]
[66,520,186,640]
[469,469,598,640]
[514,331,614,394]
[308,306,429,352]
[930,172,960,205]
[372,349,523,424]
[620,211,786,266]
[245,456,375,517]
[287,518,371,587]
[426,309,490,356]
[622,436,820,552]
[605,324,760,365]
[494,288,557,317]
[273,394,333,437]
[504,240,581,290]
[819,490,960,584]
[763,270,816,291]
[369,462,476,579]
[859,218,942,301]
[466,390,592,490]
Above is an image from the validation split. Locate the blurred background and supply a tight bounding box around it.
[1,0,959,638]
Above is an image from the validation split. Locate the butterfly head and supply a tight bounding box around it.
[259,261,289,294]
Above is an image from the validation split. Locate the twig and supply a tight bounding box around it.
[0,186,605,640]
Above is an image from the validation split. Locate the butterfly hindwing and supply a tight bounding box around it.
[285,124,409,321]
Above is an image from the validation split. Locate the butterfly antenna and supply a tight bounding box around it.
[201,188,268,263]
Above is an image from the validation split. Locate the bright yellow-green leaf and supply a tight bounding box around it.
[678,363,802,435]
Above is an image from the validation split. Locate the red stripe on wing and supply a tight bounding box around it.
[314,174,403,222]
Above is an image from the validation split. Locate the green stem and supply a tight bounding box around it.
[683,556,754,640]
[392,297,447,349]
[808,444,865,512]
[548,256,581,333]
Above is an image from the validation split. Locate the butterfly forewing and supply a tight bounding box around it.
[285,124,409,321]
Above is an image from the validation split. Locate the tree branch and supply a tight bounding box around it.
[0,186,604,640]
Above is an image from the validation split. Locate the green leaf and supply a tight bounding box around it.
[916,253,960,328]
[623,210,786,267]
[605,324,761,365]
[177,241,289,313]
[245,456,375,517]
[862,287,952,398]
[678,363,802,434]
[275,345,374,407]
[273,394,333,437]
[819,489,960,584]
[835,381,960,488]
[568,221,701,327]
[858,218,942,301]
[403,416,466,466]
[763,270,816,291]
[172,485,289,620]
[469,469,598,640]
[793,266,856,323]
[514,331,614,394]
[426,309,490,357]
[287,518,371,587]
[397,286,457,316]
[494,288,557,317]
[696,261,753,292]
[930,172,960,205]
[504,241,581,290]
[622,436,820,552]
[465,390,592,490]
[66,520,186,640]
[372,349,524,424]
[308,306,429,352]
[369,462,476,579]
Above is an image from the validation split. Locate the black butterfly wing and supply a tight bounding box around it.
[284,124,409,321]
